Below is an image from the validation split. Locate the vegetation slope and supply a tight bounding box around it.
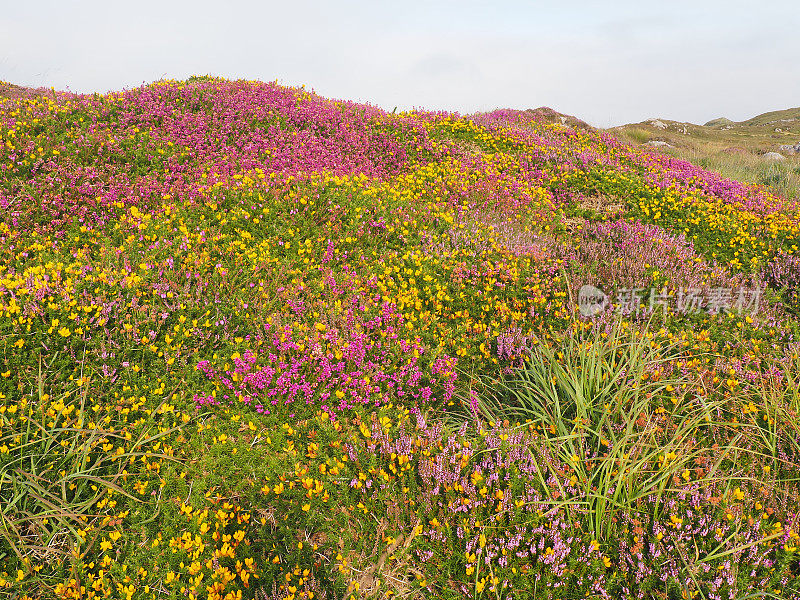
[1,77,800,600]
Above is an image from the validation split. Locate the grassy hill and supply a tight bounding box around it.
[610,108,800,200]
[737,107,800,129]
[1,78,800,599]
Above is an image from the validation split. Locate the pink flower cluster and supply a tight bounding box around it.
[194,298,456,418]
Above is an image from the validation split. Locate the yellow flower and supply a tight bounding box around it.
[58,326,71,337]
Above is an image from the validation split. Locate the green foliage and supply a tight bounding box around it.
[0,355,190,571]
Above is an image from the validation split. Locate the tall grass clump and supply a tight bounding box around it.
[738,351,800,481]
[0,357,189,570]
[479,322,738,543]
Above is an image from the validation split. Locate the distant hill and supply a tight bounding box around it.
[524,106,595,132]
[608,108,800,199]
[0,81,51,100]
[739,107,800,128]
[700,107,800,133]
[610,107,800,151]
[703,117,734,127]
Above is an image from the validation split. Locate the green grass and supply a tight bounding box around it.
[480,322,718,541]
[0,355,191,568]
[475,322,799,597]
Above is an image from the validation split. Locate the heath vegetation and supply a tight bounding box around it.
[1,77,799,599]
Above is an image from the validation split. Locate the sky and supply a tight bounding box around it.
[1,0,798,127]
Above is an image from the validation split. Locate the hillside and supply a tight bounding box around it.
[522,106,595,132]
[612,107,800,148]
[0,81,52,101]
[610,108,800,200]
[737,107,800,129]
[1,78,800,599]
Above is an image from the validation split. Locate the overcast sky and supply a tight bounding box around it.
[1,1,798,127]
